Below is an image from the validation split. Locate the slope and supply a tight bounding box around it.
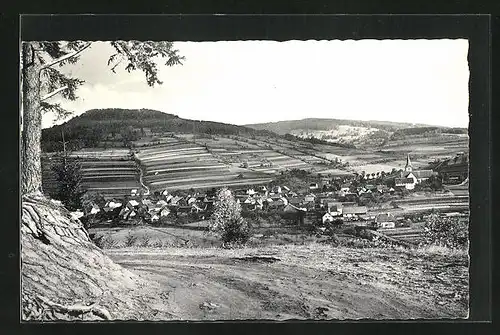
[21,193,175,320]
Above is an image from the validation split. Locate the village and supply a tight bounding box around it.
[72,152,469,236]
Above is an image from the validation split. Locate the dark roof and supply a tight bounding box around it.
[375,213,394,222]
[405,170,435,179]
[395,178,414,184]
[343,206,368,214]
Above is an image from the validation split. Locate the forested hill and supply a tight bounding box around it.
[246,118,436,135]
[41,108,275,152]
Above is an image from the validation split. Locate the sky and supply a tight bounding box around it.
[41,39,470,129]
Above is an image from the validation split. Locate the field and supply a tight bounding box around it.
[135,137,273,192]
[41,127,468,196]
[103,243,468,320]
[42,149,140,199]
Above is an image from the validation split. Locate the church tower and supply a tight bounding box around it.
[404,153,413,172]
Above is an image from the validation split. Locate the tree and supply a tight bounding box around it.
[209,188,251,248]
[21,41,185,194]
[423,214,468,249]
[51,154,84,211]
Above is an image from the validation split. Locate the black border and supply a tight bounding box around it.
[2,12,493,335]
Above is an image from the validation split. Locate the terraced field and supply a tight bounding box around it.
[41,150,141,199]
[135,138,273,192]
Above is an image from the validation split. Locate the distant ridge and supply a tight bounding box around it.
[245,118,449,135]
[41,108,275,152]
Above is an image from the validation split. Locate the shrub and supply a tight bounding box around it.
[51,155,84,211]
[422,214,469,249]
[209,188,251,248]
[92,234,118,249]
[124,231,138,247]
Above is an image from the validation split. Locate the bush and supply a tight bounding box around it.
[209,188,251,248]
[422,214,469,249]
[51,155,84,211]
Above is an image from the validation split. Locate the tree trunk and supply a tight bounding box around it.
[21,42,42,195]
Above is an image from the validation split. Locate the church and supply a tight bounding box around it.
[395,154,437,190]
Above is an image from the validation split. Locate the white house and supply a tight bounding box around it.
[375,213,395,228]
[322,212,336,224]
[304,194,316,203]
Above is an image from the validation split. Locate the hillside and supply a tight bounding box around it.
[41,109,276,152]
[246,118,468,149]
[246,118,427,135]
[21,193,174,320]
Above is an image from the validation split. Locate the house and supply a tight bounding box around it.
[375,213,395,228]
[322,212,336,224]
[177,206,192,215]
[342,192,358,202]
[395,177,416,190]
[283,186,291,192]
[90,205,100,215]
[284,204,306,224]
[156,200,168,208]
[304,193,316,203]
[119,206,131,219]
[284,203,306,213]
[433,153,468,184]
[169,196,183,206]
[247,188,256,196]
[326,203,343,216]
[320,177,331,185]
[141,199,154,209]
[268,199,286,210]
[377,185,388,193]
[321,197,338,206]
[272,186,282,194]
[342,206,368,219]
[340,184,350,193]
[159,207,170,217]
[309,183,319,190]
[127,199,140,208]
[131,189,138,196]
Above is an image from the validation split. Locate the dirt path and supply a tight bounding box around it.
[106,244,468,320]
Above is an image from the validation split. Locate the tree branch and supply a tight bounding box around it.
[41,42,92,70]
[41,86,68,101]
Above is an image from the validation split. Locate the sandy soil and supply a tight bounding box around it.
[105,244,468,321]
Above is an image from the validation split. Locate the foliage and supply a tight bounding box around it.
[283,133,356,149]
[41,109,276,152]
[422,214,469,249]
[209,188,251,248]
[51,156,84,211]
[414,175,443,191]
[124,231,139,247]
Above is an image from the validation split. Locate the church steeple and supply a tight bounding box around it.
[405,153,413,172]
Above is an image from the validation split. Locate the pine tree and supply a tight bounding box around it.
[21,41,184,194]
[209,188,251,248]
[51,153,84,211]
